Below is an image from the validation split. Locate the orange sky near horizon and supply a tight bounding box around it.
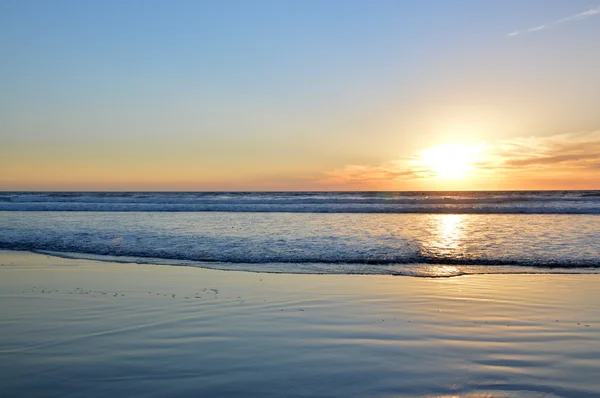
[2,2,599,191]
[3,131,599,191]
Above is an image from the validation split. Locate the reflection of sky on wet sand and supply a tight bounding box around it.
[2,251,600,397]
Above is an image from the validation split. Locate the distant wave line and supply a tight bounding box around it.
[1,203,599,214]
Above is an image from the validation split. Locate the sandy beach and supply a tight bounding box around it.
[1,250,598,397]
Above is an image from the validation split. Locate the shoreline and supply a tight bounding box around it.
[1,249,599,397]
[4,249,599,278]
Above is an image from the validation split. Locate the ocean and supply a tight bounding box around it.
[1,191,599,277]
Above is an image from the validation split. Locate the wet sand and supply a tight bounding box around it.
[1,250,599,397]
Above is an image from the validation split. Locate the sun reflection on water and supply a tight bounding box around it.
[418,214,469,277]
[428,214,466,257]
[412,264,463,277]
[440,214,463,251]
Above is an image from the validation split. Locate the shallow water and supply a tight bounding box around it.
[1,251,599,397]
[1,210,599,276]
[1,191,599,276]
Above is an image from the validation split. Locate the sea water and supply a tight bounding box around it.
[1,191,599,277]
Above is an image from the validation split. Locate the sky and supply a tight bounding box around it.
[1,0,599,191]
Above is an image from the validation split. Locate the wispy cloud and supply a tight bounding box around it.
[508,6,600,36]
[487,131,600,172]
[318,161,422,187]
[317,131,600,189]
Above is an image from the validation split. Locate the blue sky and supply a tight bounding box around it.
[1,0,599,190]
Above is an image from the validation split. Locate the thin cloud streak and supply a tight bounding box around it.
[487,131,600,172]
[508,5,600,36]
[318,162,423,187]
[318,131,600,189]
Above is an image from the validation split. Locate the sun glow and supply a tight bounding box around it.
[417,143,486,180]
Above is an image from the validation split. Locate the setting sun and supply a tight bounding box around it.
[417,143,486,180]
